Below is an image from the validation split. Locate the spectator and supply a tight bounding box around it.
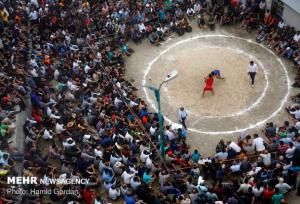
[253,134,266,152]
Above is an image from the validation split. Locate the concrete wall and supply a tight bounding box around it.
[283,5,300,30]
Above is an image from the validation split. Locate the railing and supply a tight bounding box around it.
[86,41,169,170]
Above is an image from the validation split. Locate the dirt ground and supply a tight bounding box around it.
[125,23,297,157]
[147,39,267,117]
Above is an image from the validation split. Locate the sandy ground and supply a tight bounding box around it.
[125,23,296,157]
[147,41,266,117]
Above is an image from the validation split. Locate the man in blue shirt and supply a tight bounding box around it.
[142,169,153,184]
[211,69,225,79]
[124,190,136,204]
[192,149,201,163]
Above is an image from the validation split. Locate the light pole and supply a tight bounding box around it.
[144,70,178,158]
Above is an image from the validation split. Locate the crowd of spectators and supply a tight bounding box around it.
[1,0,300,204]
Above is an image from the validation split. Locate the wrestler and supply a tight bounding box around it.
[202,74,214,97]
[211,69,225,79]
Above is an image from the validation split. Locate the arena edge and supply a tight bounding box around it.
[7,177,90,185]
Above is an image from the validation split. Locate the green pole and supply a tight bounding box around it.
[157,101,165,159]
[154,86,165,159]
[146,85,166,159]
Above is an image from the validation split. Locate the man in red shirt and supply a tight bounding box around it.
[202,74,214,97]
[83,187,95,204]
[277,141,288,155]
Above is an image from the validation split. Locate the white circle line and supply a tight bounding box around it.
[161,45,269,118]
[142,34,291,135]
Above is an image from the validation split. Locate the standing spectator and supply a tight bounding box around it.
[277,141,288,155]
[260,150,271,167]
[275,177,291,194]
[109,185,121,200]
[285,142,295,162]
[272,188,285,204]
[191,149,201,164]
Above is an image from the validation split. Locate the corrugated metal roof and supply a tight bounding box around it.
[282,0,300,14]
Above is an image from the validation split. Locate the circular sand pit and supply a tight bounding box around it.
[126,34,290,135]
[149,46,267,117]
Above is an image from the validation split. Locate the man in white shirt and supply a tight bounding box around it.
[121,169,134,185]
[187,7,195,17]
[55,122,65,134]
[108,186,121,200]
[278,20,285,29]
[230,161,240,172]
[237,181,251,194]
[46,107,60,119]
[260,150,271,166]
[253,134,265,152]
[138,22,146,34]
[194,2,202,14]
[285,142,295,160]
[247,61,257,87]
[43,129,53,140]
[28,10,38,21]
[289,107,300,119]
[178,107,188,129]
[293,31,300,42]
[215,149,228,161]
[275,177,291,194]
[165,125,176,141]
[295,119,300,130]
[149,124,157,136]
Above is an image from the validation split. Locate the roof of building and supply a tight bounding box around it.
[282,0,300,14]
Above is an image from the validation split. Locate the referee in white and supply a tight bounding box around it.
[178,107,188,129]
[247,61,257,88]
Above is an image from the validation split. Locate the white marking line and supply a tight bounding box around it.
[161,45,269,119]
[142,34,291,135]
